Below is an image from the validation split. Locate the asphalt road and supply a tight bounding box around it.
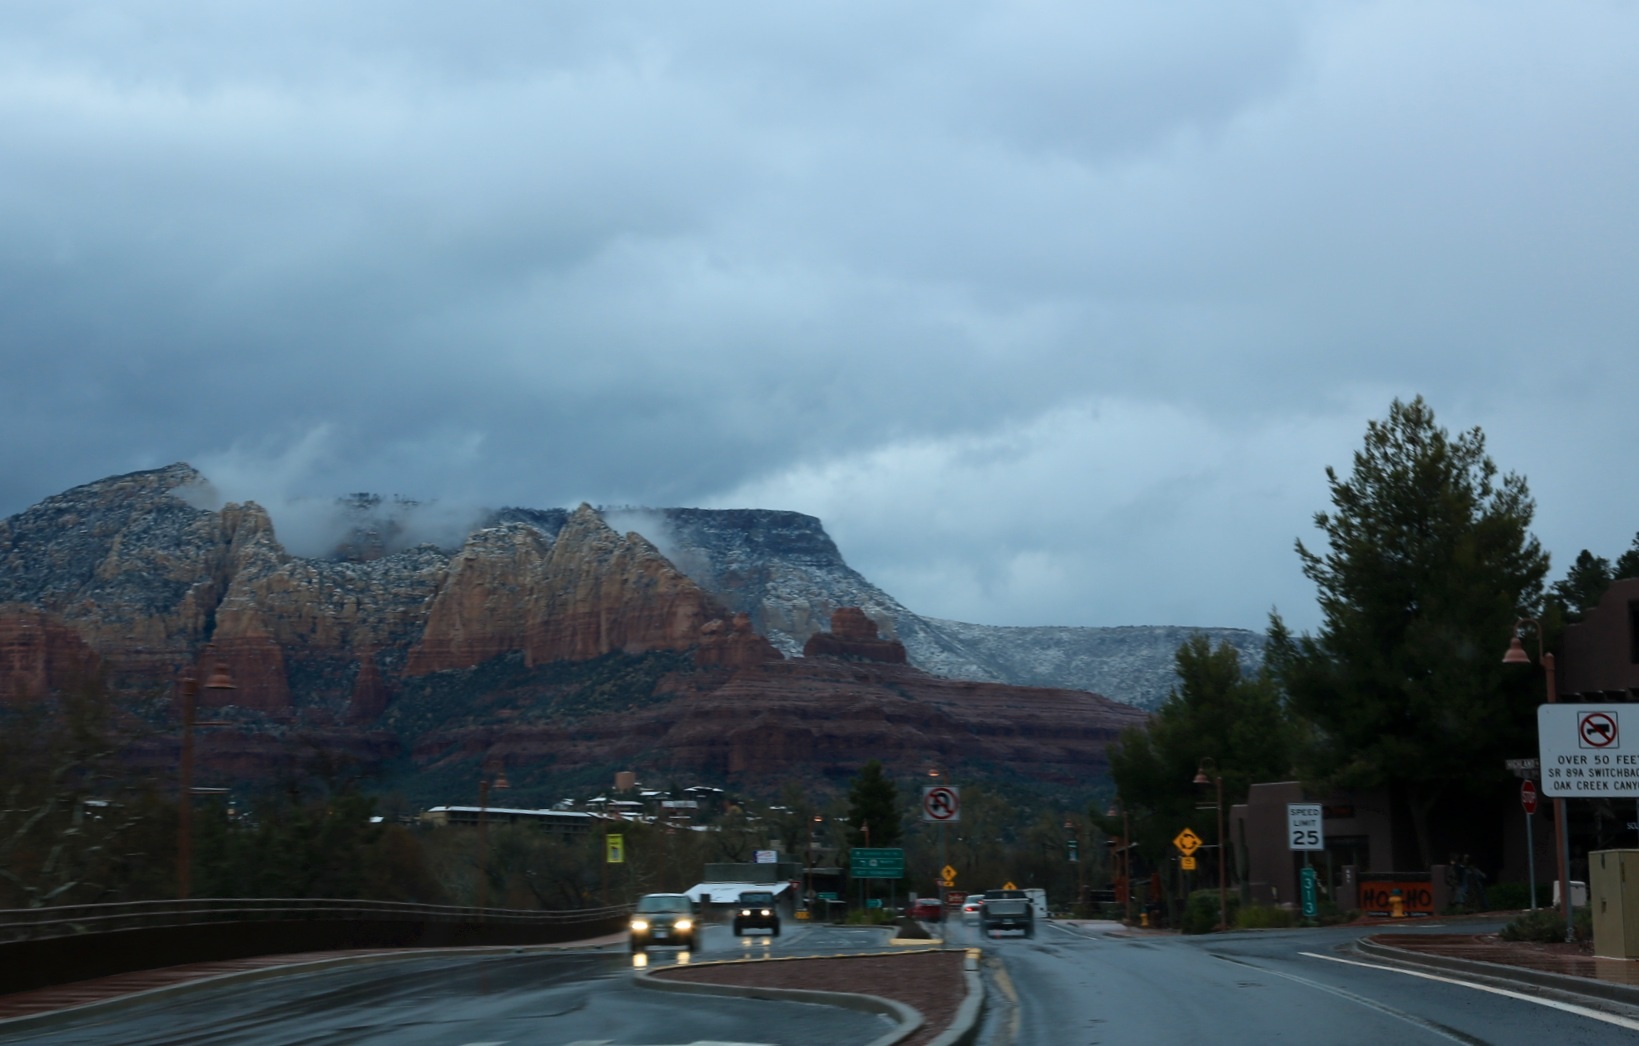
[952,917,1639,1046]
[0,921,900,1046]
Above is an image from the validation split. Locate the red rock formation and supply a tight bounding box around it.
[0,608,101,703]
[348,655,392,722]
[409,655,1148,790]
[802,607,907,664]
[694,613,784,669]
[406,505,728,674]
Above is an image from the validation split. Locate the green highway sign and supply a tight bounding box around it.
[849,847,905,878]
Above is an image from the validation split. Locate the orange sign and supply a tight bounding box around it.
[1173,828,1202,856]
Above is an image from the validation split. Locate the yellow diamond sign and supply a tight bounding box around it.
[1002,880,1017,890]
[1173,828,1203,856]
[942,865,958,884]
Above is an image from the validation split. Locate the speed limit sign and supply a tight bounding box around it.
[1287,803,1323,851]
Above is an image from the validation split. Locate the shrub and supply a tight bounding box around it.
[1487,881,1553,912]
[1236,904,1297,930]
[1500,906,1591,942]
[1182,889,1240,934]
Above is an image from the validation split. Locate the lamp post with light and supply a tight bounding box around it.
[177,653,235,900]
[477,763,510,911]
[1063,817,1084,915]
[1193,758,1228,932]
[1106,799,1133,925]
[1503,619,1574,942]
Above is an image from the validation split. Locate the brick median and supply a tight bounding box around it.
[653,950,968,1046]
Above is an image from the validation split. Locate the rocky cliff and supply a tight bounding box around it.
[0,464,1183,801]
[616,508,1262,707]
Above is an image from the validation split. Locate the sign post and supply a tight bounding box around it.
[1521,779,1538,910]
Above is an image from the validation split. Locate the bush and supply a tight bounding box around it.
[1487,881,1553,912]
[1182,889,1240,934]
[1236,904,1297,930]
[846,907,898,926]
[1500,906,1591,942]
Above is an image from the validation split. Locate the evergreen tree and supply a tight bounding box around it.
[1271,397,1548,865]
[846,760,901,848]
[1107,635,1290,874]
[1549,549,1612,619]
[1615,533,1639,580]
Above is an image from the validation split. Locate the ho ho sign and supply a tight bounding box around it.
[1538,705,1639,797]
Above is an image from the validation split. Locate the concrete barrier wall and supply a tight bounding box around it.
[0,911,627,995]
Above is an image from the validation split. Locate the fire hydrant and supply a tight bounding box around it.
[1389,888,1405,918]
[1140,910,1150,928]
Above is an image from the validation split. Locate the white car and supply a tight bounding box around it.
[961,895,984,923]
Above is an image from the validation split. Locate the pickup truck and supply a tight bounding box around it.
[980,888,1034,937]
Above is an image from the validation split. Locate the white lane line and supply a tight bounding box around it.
[1300,951,1639,1033]
[1213,953,1483,1044]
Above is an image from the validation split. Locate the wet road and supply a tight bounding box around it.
[957,917,1639,1046]
[0,921,900,1046]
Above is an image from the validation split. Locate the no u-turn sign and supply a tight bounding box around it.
[923,785,960,823]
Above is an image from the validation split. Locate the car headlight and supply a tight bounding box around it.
[674,918,693,931]
[761,909,771,916]
[739,909,750,916]
[630,919,649,932]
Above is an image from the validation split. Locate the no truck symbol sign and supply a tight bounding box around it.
[922,785,961,823]
[1580,711,1619,749]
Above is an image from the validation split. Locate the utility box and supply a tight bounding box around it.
[1589,850,1639,959]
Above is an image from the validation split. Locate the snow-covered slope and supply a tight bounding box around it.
[607,507,1261,709]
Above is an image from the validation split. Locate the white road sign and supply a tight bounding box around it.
[922,785,961,823]
[1287,803,1324,851]
[1539,704,1639,796]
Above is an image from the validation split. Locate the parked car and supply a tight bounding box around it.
[961,895,984,923]
[732,890,781,936]
[911,897,943,922]
[630,893,698,951]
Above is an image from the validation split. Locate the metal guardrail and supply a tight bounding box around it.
[0,898,631,944]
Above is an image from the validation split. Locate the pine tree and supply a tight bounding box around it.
[1271,397,1548,866]
[846,760,901,848]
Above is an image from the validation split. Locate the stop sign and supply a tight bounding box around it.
[1521,779,1538,815]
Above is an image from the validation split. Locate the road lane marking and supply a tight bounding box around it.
[1299,951,1639,1033]
[988,953,1022,1046]
[1211,953,1484,1044]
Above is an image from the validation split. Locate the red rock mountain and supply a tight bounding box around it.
[0,465,1145,799]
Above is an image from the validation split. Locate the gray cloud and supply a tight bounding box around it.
[3,2,1637,635]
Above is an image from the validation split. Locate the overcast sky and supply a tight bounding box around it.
[3,2,1636,635]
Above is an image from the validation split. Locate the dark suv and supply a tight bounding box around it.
[630,893,698,951]
[732,890,781,936]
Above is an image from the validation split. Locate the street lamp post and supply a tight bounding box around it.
[1064,817,1084,915]
[1193,759,1228,932]
[477,764,510,911]
[1107,800,1134,925]
[177,653,235,900]
[1504,619,1574,942]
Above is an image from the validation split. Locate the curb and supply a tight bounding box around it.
[926,948,986,1046]
[1354,936,1639,1008]
[0,935,624,1032]
[634,964,922,1046]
